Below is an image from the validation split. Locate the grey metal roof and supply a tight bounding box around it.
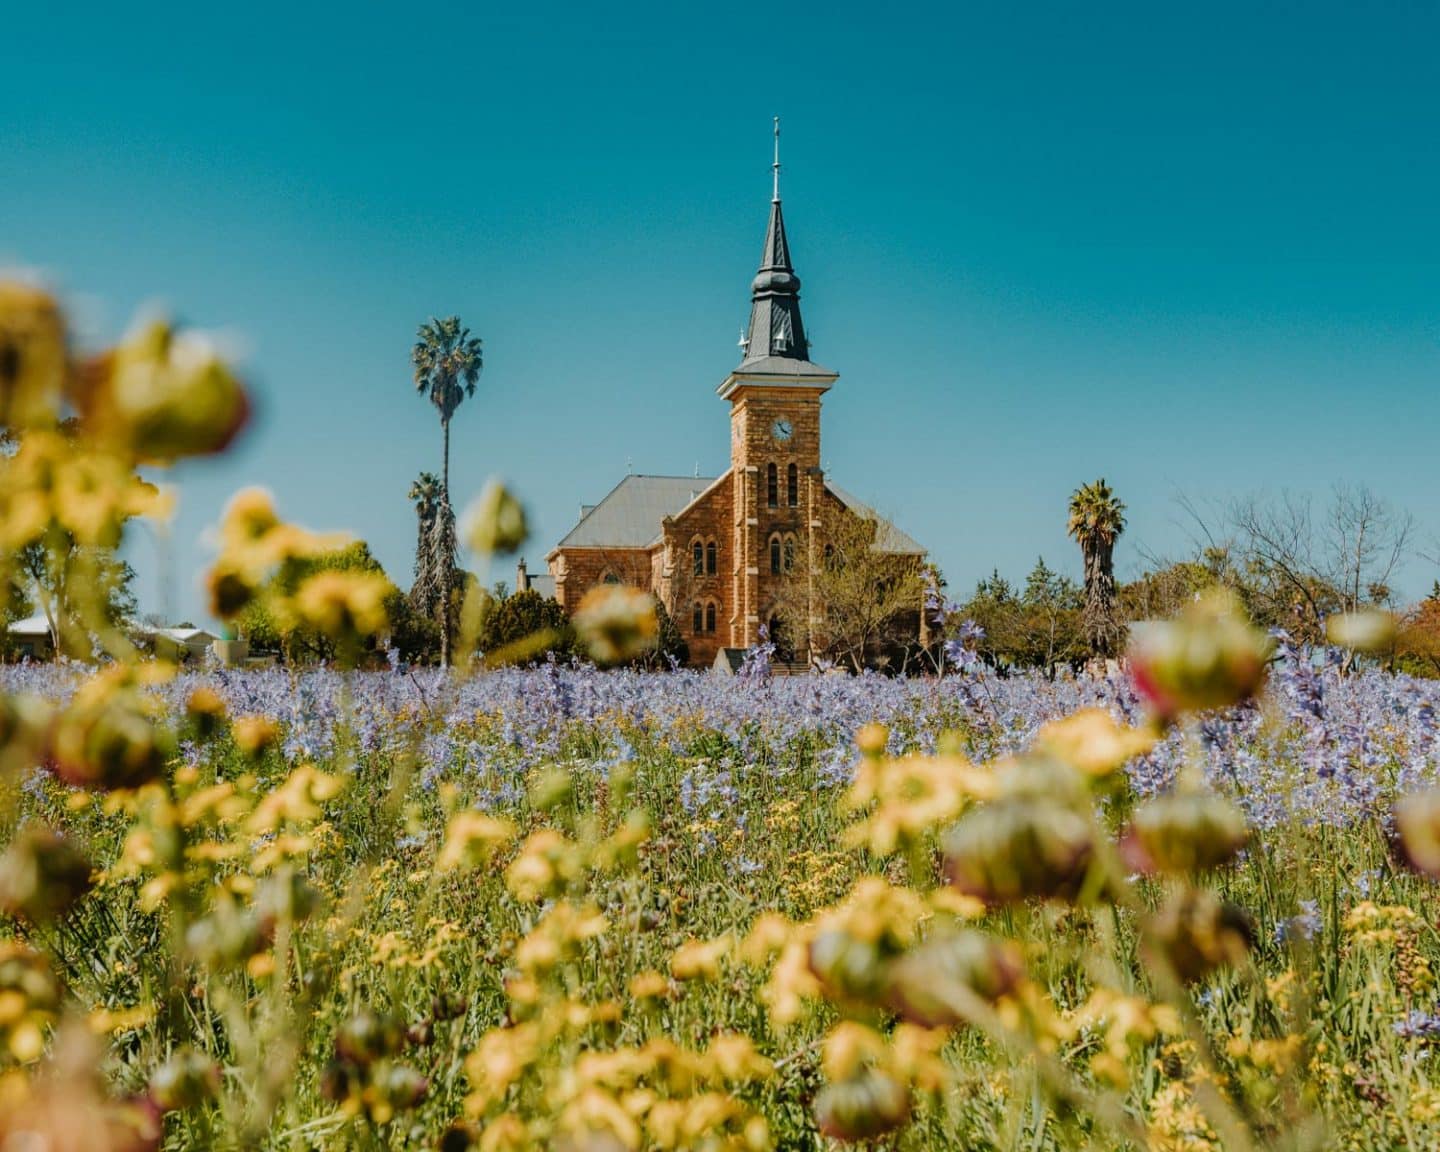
[555,475,718,550]
[731,354,837,378]
[825,482,926,555]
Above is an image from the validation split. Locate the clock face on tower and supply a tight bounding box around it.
[771,418,793,442]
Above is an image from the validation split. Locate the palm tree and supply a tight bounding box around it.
[411,316,483,494]
[1067,478,1127,660]
[411,317,482,666]
[408,471,443,613]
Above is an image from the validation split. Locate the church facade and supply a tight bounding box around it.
[542,133,926,668]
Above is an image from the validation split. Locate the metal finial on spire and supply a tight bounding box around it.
[772,116,781,202]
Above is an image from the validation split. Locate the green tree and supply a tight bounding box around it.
[407,471,443,612]
[478,587,573,665]
[1067,479,1127,660]
[411,317,483,496]
[411,316,482,665]
[1018,557,1085,677]
[237,541,422,665]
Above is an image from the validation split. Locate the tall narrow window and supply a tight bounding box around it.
[705,541,717,575]
[692,541,704,576]
[693,603,704,633]
[783,535,796,572]
[766,464,778,508]
[705,603,716,633]
[787,463,798,507]
[769,535,782,575]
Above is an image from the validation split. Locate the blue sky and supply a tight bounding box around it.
[4,2,1438,620]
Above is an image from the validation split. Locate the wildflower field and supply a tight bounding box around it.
[6,650,1440,1151]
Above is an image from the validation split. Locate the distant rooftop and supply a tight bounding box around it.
[554,475,718,550]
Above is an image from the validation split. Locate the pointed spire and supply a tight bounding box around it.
[739,118,809,365]
[772,115,781,202]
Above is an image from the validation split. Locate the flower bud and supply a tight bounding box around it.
[0,281,67,430]
[49,688,174,792]
[573,585,658,666]
[0,693,53,775]
[855,723,889,758]
[334,1010,404,1068]
[232,714,280,759]
[943,798,1095,905]
[1124,790,1249,874]
[884,931,1024,1028]
[184,686,227,743]
[807,930,891,1011]
[1142,889,1255,983]
[462,479,528,556]
[148,1047,220,1112]
[813,1067,912,1142]
[78,319,249,463]
[0,826,93,924]
[1396,788,1440,878]
[1128,592,1272,717]
[376,1062,428,1111]
[1326,609,1397,654]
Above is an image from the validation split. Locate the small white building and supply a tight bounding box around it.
[6,614,55,662]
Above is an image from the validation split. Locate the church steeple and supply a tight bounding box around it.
[739,118,811,366]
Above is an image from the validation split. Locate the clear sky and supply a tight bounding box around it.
[4,2,1438,621]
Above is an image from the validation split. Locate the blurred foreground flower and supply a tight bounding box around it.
[1124,789,1249,874]
[77,318,249,463]
[1143,889,1255,983]
[0,281,66,429]
[1326,608,1397,654]
[1128,591,1272,718]
[572,585,658,666]
[944,796,1094,905]
[1396,789,1440,878]
[0,826,94,924]
[884,930,1024,1028]
[462,478,528,556]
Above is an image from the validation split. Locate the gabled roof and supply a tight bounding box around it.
[7,614,51,637]
[825,482,926,555]
[554,475,719,551]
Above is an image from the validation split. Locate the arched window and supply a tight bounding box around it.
[824,543,836,569]
[769,535,782,575]
[602,571,621,585]
[705,603,717,633]
[783,534,796,572]
[766,464,778,508]
[693,603,704,633]
[705,541,717,575]
[787,463,798,507]
[692,539,704,577]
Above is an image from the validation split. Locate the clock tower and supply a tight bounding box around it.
[717,118,838,652]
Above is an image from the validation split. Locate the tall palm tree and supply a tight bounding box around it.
[411,317,481,666]
[408,471,442,612]
[411,316,483,494]
[1067,478,1127,660]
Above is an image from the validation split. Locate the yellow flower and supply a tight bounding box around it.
[436,811,515,872]
[290,569,391,644]
[670,934,732,981]
[1032,707,1157,778]
[0,281,67,429]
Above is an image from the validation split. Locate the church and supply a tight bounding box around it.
[532,124,927,669]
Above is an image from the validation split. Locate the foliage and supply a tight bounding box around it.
[771,504,925,671]
[478,587,573,664]
[1067,477,1127,659]
[236,540,419,665]
[14,282,1440,1152]
[959,557,1085,676]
